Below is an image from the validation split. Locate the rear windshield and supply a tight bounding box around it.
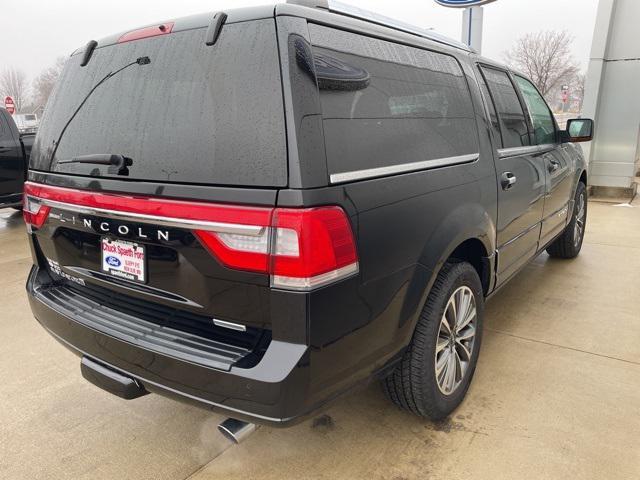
[30,19,287,187]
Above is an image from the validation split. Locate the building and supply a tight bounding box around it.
[582,0,640,196]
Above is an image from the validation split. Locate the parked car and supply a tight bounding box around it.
[24,1,593,437]
[12,113,39,135]
[0,107,33,209]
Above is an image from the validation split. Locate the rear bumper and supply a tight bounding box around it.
[26,266,317,427]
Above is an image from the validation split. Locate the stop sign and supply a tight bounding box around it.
[4,96,15,115]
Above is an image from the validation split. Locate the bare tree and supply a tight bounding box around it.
[0,68,28,112]
[504,30,579,99]
[31,57,67,112]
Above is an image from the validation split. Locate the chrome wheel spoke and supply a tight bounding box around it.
[445,352,456,392]
[436,349,450,376]
[436,336,449,353]
[457,305,476,333]
[440,313,453,336]
[455,339,472,362]
[457,324,475,342]
[456,289,472,330]
[454,350,464,380]
[445,298,456,331]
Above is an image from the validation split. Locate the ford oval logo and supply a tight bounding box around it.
[434,0,497,7]
[106,256,121,267]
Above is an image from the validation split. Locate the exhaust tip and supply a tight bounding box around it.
[218,418,256,444]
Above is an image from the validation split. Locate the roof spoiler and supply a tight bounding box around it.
[205,12,228,46]
[80,40,98,67]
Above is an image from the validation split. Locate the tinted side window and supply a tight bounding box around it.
[482,67,530,149]
[476,68,502,147]
[515,76,556,145]
[308,24,479,176]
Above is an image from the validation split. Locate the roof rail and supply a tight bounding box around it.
[286,0,470,52]
[287,0,329,8]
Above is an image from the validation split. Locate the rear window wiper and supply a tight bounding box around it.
[58,154,133,176]
[48,56,151,171]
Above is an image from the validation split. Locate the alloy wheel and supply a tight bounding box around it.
[435,286,477,396]
[574,192,586,247]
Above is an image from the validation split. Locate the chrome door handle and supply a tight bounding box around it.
[501,172,517,190]
[549,160,560,172]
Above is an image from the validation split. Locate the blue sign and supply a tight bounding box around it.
[435,0,496,7]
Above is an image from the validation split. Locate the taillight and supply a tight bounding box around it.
[23,189,51,229]
[270,208,359,290]
[22,182,359,291]
[194,210,273,274]
[195,207,359,290]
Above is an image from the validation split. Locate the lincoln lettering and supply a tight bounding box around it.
[80,218,170,241]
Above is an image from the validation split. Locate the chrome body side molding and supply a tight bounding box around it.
[329,153,479,184]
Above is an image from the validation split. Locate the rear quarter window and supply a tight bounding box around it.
[308,24,479,177]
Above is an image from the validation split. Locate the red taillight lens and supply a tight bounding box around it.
[22,182,358,290]
[196,207,359,289]
[194,208,273,274]
[23,186,51,229]
[271,208,359,289]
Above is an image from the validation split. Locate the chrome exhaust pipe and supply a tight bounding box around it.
[218,418,257,444]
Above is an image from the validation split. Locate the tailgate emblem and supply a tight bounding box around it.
[56,214,171,241]
[105,256,122,267]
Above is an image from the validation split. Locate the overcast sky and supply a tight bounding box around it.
[2,0,599,81]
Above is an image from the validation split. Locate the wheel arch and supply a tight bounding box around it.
[579,169,587,186]
[399,203,496,340]
[423,202,496,297]
[448,238,491,296]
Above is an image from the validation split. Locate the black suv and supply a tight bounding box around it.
[25,1,593,428]
[0,107,33,209]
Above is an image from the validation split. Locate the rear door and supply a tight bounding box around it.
[479,66,546,284]
[0,109,24,198]
[514,75,573,246]
[25,18,287,331]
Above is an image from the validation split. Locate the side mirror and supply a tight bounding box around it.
[564,118,594,143]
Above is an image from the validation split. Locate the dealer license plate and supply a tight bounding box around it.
[101,237,146,283]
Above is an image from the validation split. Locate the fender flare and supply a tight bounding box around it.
[398,203,496,333]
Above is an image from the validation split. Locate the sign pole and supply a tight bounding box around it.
[434,1,497,54]
[461,6,484,53]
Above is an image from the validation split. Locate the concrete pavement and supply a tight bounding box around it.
[1,196,639,479]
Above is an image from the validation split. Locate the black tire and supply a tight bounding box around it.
[546,182,587,259]
[383,261,484,420]
[12,206,22,211]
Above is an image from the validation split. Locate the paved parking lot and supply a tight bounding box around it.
[1,195,639,480]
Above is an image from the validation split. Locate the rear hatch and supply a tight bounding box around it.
[26,17,288,366]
